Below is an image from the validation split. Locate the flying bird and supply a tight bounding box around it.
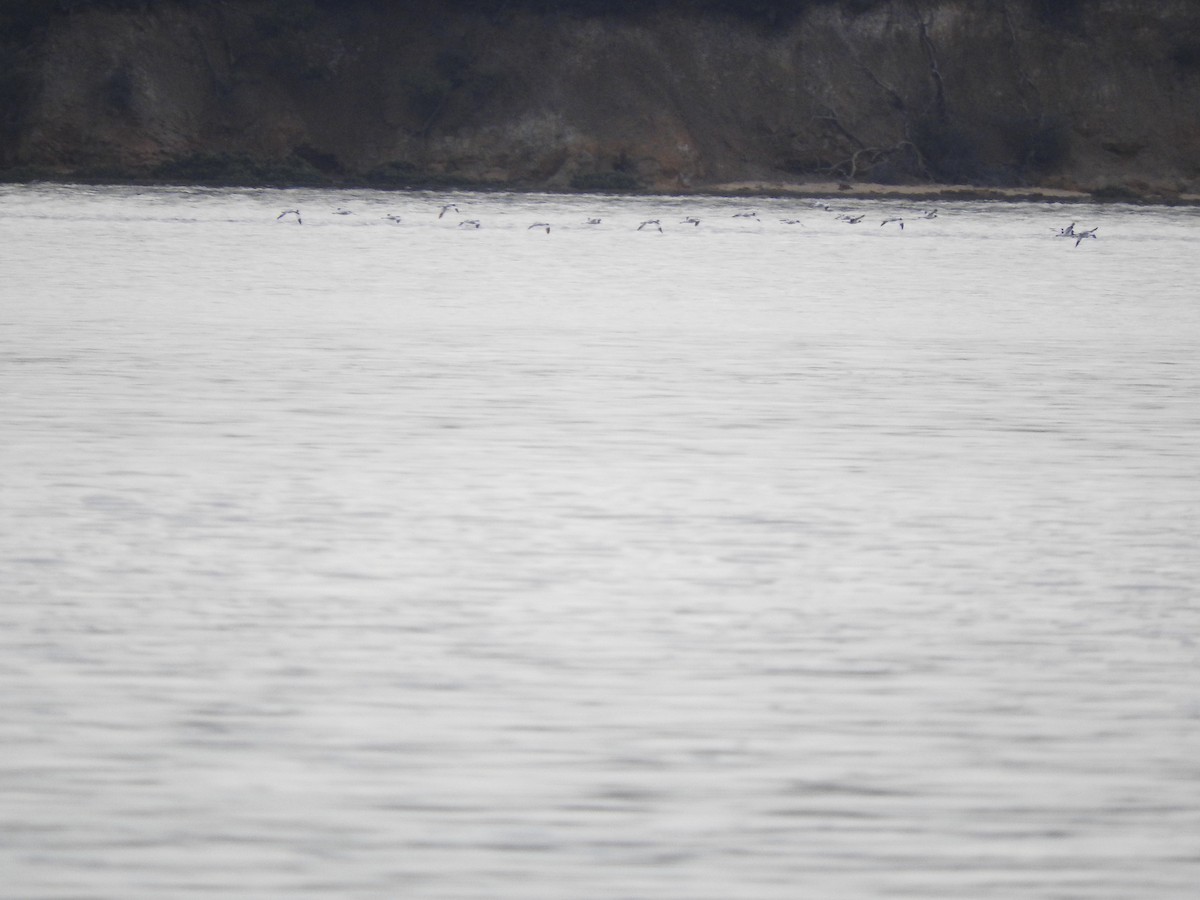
[529,222,551,233]
[1074,227,1098,247]
[439,204,460,219]
[276,209,302,224]
[637,219,663,232]
[881,217,905,229]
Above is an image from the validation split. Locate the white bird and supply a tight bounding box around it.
[1074,227,1098,247]
[733,211,759,219]
[1054,222,1077,238]
[459,219,481,229]
[681,216,701,226]
[276,208,302,224]
[837,214,865,224]
[529,222,551,233]
[881,217,905,229]
[920,209,938,219]
[384,214,403,224]
[333,207,353,215]
[780,218,805,225]
[585,218,602,225]
[439,204,459,219]
[637,219,662,232]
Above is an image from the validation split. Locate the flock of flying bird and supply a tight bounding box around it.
[275,201,1098,245]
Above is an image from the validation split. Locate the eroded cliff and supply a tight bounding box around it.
[3,0,1199,198]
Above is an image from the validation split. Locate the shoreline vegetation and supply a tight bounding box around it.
[3,1,1199,203]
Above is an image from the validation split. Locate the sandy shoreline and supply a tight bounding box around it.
[698,180,1200,205]
[4,172,1198,205]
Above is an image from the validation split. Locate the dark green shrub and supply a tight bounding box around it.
[105,67,135,114]
[293,144,342,174]
[403,70,453,127]
[912,117,982,183]
[1029,0,1084,32]
[1170,41,1200,72]
[569,171,641,192]
[1003,116,1070,174]
[153,151,324,185]
[252,0,318,38]
[363,160,421,186]
[362,162,483,189]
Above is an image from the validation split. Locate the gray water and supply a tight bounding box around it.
[2,183,1198,899]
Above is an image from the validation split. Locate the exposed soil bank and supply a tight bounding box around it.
[3,1,1199,201]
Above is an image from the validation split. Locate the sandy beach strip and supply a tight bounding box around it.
[697,180,1200,204]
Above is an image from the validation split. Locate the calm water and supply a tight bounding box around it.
[2,183,1199,899]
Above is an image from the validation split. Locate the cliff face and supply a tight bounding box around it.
[5,0,1200,197]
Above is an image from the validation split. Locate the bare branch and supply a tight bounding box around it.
[917,17,947,122]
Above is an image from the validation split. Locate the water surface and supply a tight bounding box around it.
[2,184,1199,898]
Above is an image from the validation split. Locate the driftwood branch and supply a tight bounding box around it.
[812,110,866,150]
[827,139,933,181]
